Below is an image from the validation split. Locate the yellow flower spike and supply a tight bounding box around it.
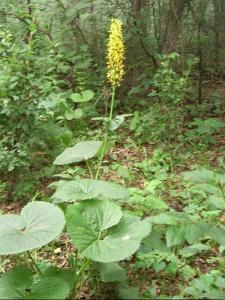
[107,19,125,87]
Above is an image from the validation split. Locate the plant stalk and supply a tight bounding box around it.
[95,85,116,179]
[86,159,93,179]
[109,85,116,122]
[27,251,42,276]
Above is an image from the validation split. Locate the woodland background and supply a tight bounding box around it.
[0,1,225,299]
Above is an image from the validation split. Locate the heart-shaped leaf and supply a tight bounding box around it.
[67,200,122,252]
[0,202,65,255]
[51,179,128,203]
[97,262,127,282]
[66,200,151,262]
[42,266,75,291]
[54,141,102,165]
[0,266,33,299]
[27,277,70,299]
[0,266,70,299]
[71,90,95,103]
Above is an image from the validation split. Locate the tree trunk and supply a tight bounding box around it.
[162,0,191,54]
[213,0,225,77]
[130,0,158,68]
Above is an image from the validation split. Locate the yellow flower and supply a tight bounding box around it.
[107,19,125,87]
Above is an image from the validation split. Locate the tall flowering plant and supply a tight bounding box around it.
[96,19,125,178]
[107,19,125,120]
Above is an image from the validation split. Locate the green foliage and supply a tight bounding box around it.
[185,118,225,145]
[0,202,65,255]
[182,168,225,210]
[184,270,225,299]
[129,54,198,143]
[148,53,196,140]
[51,179,128,203]
[66,200,151,262]
[53,141,103,165]
[0,26,78,201]
[71,90,95,103]
[0,265,71,299]
[127,185,168,214]
[0,28,63,172]
[136,149,172,180]
[150,53,194,105]
[0,0,225,298]
[97,262,127,282]
[119,285,140,300]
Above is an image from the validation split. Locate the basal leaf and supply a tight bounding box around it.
[0,266,32,299]
[184,223,211,244]
[97,262,127,282]
[71,90,95,103]
[66,201,151,262]
[0,268,70,300]
[27,277,70,300]
[42,266,75,290]
[0,277,22,299]
[166,225,186,247]
[0,202,65,255]
[66,200,122,252]
[52,179,128,203]
[119,285,139,300]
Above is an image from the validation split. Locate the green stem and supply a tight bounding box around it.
[95,85,116,179]
[86,159,93,179]
[109,85,116,122]
[95,135,108,179]
[31,192,39,202]
[219,183,225,201]
[27,251,42,276]
[76,259,90,277]
[72,259,90,294]
[73,251,78,273]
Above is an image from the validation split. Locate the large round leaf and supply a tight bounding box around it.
[27,277,70,299]
[0,202,65,255]
[52,179,128,203]
[66,200,151,262]
[182,168,216,184]
[0,265,70,300]
[97,262,127,282]
[71,90,95,103]
[0,266,33,299]
[54,141,102,165]
[67,201,122,253]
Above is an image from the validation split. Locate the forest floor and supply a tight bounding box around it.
[1,115,225,299]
